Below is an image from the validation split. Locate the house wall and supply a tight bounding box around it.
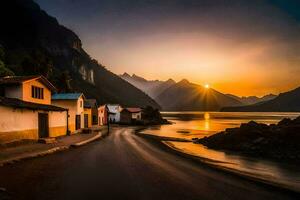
[91,107,98,125]
[120,111,132,124]
[84,108,92,128]
[77,96,85,129]
[0,106,67,144]
[108,115,116,123]
[22,79,52,105]
[107,105,122,123]
[52,96,84,133]
[48,111,68,138]
[98,106,107,125]
[0,107,38,143]
[132,112,142,120]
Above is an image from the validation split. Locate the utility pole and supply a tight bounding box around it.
[106,105,110,134]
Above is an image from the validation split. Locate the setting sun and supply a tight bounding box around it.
[205,84,210,89]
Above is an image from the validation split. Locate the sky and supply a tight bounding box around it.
[36,0,300,97]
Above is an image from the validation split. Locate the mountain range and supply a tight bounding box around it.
[120,73,300,112]
[222,87,300,112]
[120,73,244,111]
[226,94,277,105]
[0,0,160,109]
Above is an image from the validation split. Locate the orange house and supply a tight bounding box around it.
[0,76,68,144]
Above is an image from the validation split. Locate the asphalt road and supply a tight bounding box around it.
[0,127,299,200]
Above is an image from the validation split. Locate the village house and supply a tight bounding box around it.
[107,104,122,123]
[98,105,108,126]
[52,93,85,133]
[120,107,142,124]
[84,99,98,125]
[0,76,68,144]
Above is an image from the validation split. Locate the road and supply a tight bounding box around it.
[0,127,298,200]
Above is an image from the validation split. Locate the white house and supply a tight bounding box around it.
[107,104,122,123]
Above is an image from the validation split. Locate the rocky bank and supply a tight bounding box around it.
[196,116,300,161]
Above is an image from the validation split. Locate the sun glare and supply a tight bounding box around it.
[204,84,210,89]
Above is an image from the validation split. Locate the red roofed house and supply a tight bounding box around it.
[0,76,68,144]
[120,107,142,124]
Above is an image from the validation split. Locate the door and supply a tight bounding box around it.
[76,115,81,130]
[38,113,49,138]
[84,114,89,128]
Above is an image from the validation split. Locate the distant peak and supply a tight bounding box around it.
[121,72,131,77]
[132,74,141,78]
[178,79,190,84]
[132,73,146,80]
[166,78,176,84]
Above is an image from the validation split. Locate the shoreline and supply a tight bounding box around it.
[135,130,300,195]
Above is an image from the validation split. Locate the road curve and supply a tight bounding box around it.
[0,127,298,200]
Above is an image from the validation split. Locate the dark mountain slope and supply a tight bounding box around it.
[222,87,300,112]
[0,0,159,108]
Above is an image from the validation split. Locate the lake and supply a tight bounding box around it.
[141,112,300,191]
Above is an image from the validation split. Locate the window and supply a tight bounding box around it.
[80,100,83,108]
[0,87,4,96]
[31,86,44,99]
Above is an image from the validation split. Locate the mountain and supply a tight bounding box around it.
[152,79,176,98]
[156,79,243,111]
[0,0,160,108]
[120,73,243,111]
[222,87,300,112]
[226,94,277,105]
[120,73,176,98]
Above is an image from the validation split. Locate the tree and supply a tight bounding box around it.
[0,46,14,77]
[20,49,53,77]
[142,106,163,121]
[57,70,72,92]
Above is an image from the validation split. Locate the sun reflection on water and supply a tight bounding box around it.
[204,112,210,131]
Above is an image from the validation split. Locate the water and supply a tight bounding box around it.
[145,112,300,140]
[141,112,300,191]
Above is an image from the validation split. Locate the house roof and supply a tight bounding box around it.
[84,99,97,108]
[0,75,57,92]
[122,107,141,113]
[107,104,121,113]
[52,93,84,100]
[0,97,67,111]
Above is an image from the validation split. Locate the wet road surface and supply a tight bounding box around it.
[0,127,299,200]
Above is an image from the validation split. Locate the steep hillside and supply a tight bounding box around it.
[222,87,300,112]
[156,79,243,111]
[226,94,277,105]
[0,0,160,108]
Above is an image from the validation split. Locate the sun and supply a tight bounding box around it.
[204,84,210,89]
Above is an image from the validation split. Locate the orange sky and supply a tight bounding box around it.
[38,0,300,97]
[88,32,300,96]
